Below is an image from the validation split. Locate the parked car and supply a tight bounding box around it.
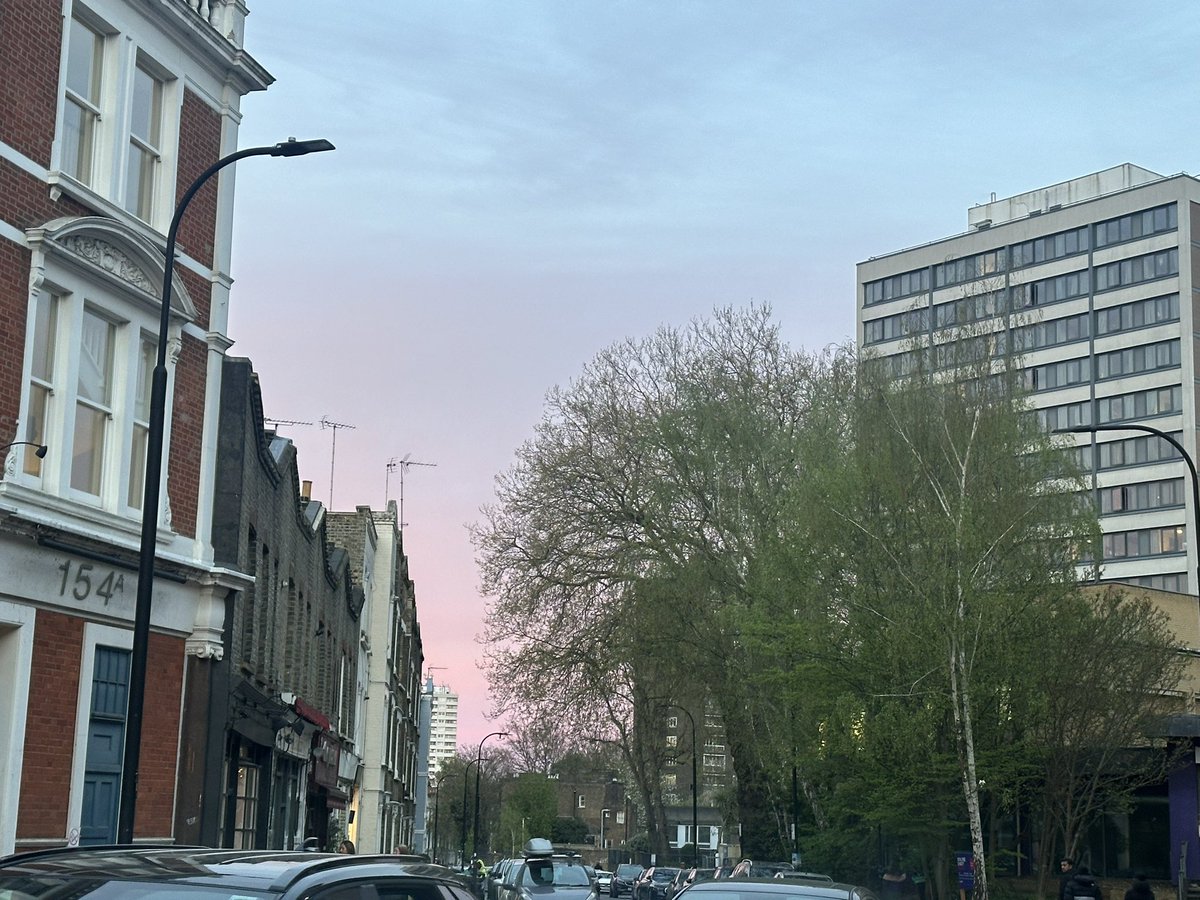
[729,861,796,879]
[0,845,477,899]
[611,863,646,898]
[595,869,614,894]
[498,839,594,900]
[666,868,692,899]
[775,872,834,883]
[490,858,515,900]
[677,876,878,900]
[683,868,717,889]
[714,864,737,880]
[635,866,681,900]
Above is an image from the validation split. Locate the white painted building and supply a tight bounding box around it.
[858,164,1198,594]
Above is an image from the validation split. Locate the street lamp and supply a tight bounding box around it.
[461,757,485,865]
[1054,423,1200,593]
[660,702,699,867]
[474,731,509,859]
[1,441,48,475]
[117,137,334,844]
[1,441,48,458]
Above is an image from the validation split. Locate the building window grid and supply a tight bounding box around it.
[1095,293,1179,336]
[1093,248,1178,293]
[1097,385,1183,425]
[935,248,1006,289]
[1118,573,1187,593]
[1094,203,1177,249]
[1010,225,1090,269]
[1094,339,1180,382]
[864,267,931,306]
[1099,477,1185,515]
[1102,525,1186,561]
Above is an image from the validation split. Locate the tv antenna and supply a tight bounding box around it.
[320,416,356,508]
[385,454,437,529]
[264,417,313,430]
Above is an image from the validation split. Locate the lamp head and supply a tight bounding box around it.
[35,444,48,458]
[272,137,336,157]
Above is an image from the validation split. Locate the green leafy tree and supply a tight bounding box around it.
[475,305,855,858]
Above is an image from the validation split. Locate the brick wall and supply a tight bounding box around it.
[175,89,223,290]
[0,0,61,165]
[15,610,185,844]
[17,611,83,840]
[136,631,185,837]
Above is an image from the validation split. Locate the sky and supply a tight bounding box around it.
[224,0,1200,747]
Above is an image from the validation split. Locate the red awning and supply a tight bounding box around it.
[292,696,330,731]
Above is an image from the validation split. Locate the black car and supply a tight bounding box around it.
[0,845,477,899]
[610,863,645,898]
[678,876,878,900]
[635,866,681,900]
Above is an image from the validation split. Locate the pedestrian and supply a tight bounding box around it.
[1064,865,1103,900]
[1124,874,1154,900]
[1059,859,1076,900]
[337,840,356,854]
[882,867,908,900]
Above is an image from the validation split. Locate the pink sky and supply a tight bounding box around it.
[223,1,1195,745]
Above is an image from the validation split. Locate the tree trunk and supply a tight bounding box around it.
[950,632,988,900]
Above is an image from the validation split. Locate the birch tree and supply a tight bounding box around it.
[832,352,1097,900]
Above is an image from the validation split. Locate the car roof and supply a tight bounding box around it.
[0,846,467,893]
[682,877,874,899]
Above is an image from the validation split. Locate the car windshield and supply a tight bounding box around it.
[617,866,643,878]
[523,860,591,888]
[652,871,679,883]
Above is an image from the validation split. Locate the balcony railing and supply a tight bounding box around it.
[178,0,245,49]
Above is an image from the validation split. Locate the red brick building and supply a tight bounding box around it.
[0,0,271,852]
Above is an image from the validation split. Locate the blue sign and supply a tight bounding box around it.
[955,852,975,891]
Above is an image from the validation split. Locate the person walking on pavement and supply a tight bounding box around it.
[1124,874,1154,900]
[1059,859,1076,900]
[1065,865,1103,900]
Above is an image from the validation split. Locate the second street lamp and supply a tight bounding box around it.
[474,731,509,860]
[117,137,334,844]
[1055,422,1200,594]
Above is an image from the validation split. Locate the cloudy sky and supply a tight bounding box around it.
[224,0,1200,747]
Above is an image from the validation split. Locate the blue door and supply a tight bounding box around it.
[80,647,129,845]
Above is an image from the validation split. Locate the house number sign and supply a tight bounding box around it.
[56,560,127,605]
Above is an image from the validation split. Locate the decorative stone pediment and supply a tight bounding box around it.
[26,216,198,322]
[59,234,157,293]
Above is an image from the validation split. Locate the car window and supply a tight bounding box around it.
[314,882,451,900]
[521,860,591,888]
[0,882,272,899]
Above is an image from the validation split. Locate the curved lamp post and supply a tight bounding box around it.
[473,731,509,859]
[661,703,699,867]
[117,137,334,844]
[433,771,461,863]
[461,757,485,865]
[1054,423,1200,593]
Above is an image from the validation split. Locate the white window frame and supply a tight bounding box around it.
[14,220,195,533]
[0,602,36,855]
[55,4,180,234]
